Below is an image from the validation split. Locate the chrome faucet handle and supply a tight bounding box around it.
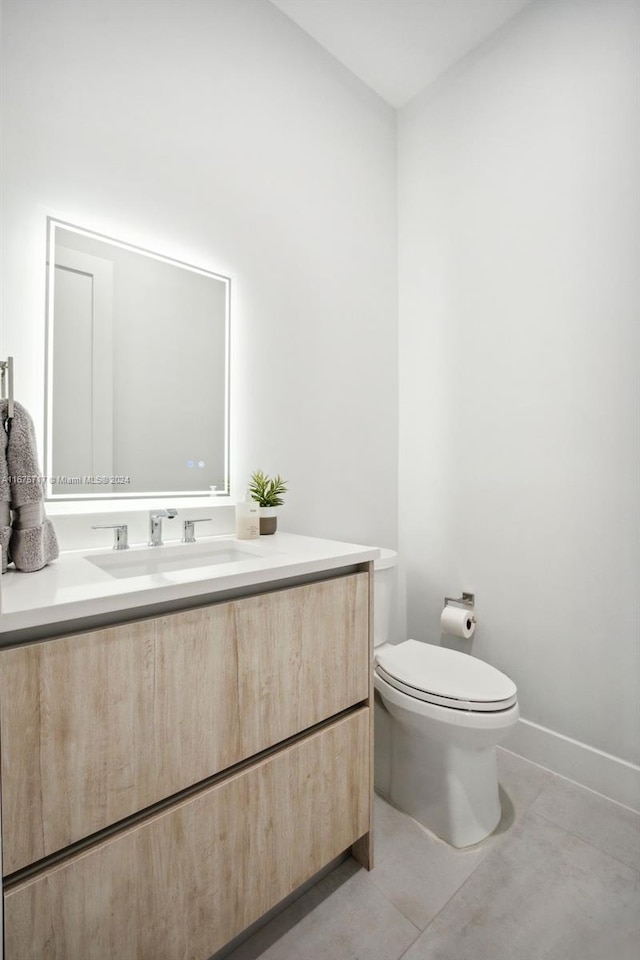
[181,518,212,544]
[92,524,129,551]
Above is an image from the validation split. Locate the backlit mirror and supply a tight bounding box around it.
[45,219,230,500]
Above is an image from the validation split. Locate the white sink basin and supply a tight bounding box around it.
[85,540,267,579]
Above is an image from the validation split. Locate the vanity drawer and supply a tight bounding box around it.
[0,571,370,873]
[3,707,370,960]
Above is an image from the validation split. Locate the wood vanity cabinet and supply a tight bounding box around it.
[0,569,373,960]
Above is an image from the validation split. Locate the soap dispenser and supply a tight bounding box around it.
[235,491,260,539]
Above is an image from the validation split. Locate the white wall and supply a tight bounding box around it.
[0,0,398,550]
[398,0,640,806]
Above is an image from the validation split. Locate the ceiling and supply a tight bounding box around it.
[269,0,533,108]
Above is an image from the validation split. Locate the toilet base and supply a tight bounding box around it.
[388,719,501,847]
[374,684,517,848]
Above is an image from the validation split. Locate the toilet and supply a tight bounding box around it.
[373,549,519,848]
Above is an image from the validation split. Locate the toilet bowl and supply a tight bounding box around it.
[373,550,519,848]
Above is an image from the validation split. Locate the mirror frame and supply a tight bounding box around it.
[44,218,231,501]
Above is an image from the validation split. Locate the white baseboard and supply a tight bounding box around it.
[503,718,640,813]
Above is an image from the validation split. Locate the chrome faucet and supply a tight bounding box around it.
[148,508,177,546]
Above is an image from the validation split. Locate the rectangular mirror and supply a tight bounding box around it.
[45,219,230,500]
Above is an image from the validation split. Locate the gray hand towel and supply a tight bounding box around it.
[1,411,12,572]
[0,398,59,573]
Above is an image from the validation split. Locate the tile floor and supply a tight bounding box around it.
[222,748,640,960]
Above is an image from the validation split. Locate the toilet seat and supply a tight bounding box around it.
[375,639,517,712]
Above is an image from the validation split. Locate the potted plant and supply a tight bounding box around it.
[248,469,288,535]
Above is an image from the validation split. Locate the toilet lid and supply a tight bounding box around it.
[375,640,517,712]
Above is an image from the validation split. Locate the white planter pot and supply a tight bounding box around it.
[259,507,278,535]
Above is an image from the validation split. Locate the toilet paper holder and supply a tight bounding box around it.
[444,592,475,610]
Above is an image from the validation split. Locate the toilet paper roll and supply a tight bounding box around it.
[440,604,476,639]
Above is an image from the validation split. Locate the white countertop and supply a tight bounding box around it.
[0,532,379,641]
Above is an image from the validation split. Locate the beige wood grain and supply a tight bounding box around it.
[0,573,370,873]
[351,561,375,869]
[234,573,370,756]
[0,604,239,874]
[4,708,370,960]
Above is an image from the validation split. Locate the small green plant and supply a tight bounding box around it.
[248,469,288,508]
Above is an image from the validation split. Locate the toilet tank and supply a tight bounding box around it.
[374,548,398,648]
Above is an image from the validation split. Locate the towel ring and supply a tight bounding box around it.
[1,356,14,434]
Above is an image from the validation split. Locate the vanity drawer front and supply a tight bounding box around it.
[0,571,370,873]
[0,603,240,875]
[4,708,370,960]
[233,571,370,756]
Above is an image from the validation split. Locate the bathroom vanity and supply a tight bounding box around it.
[0,532,377,960]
